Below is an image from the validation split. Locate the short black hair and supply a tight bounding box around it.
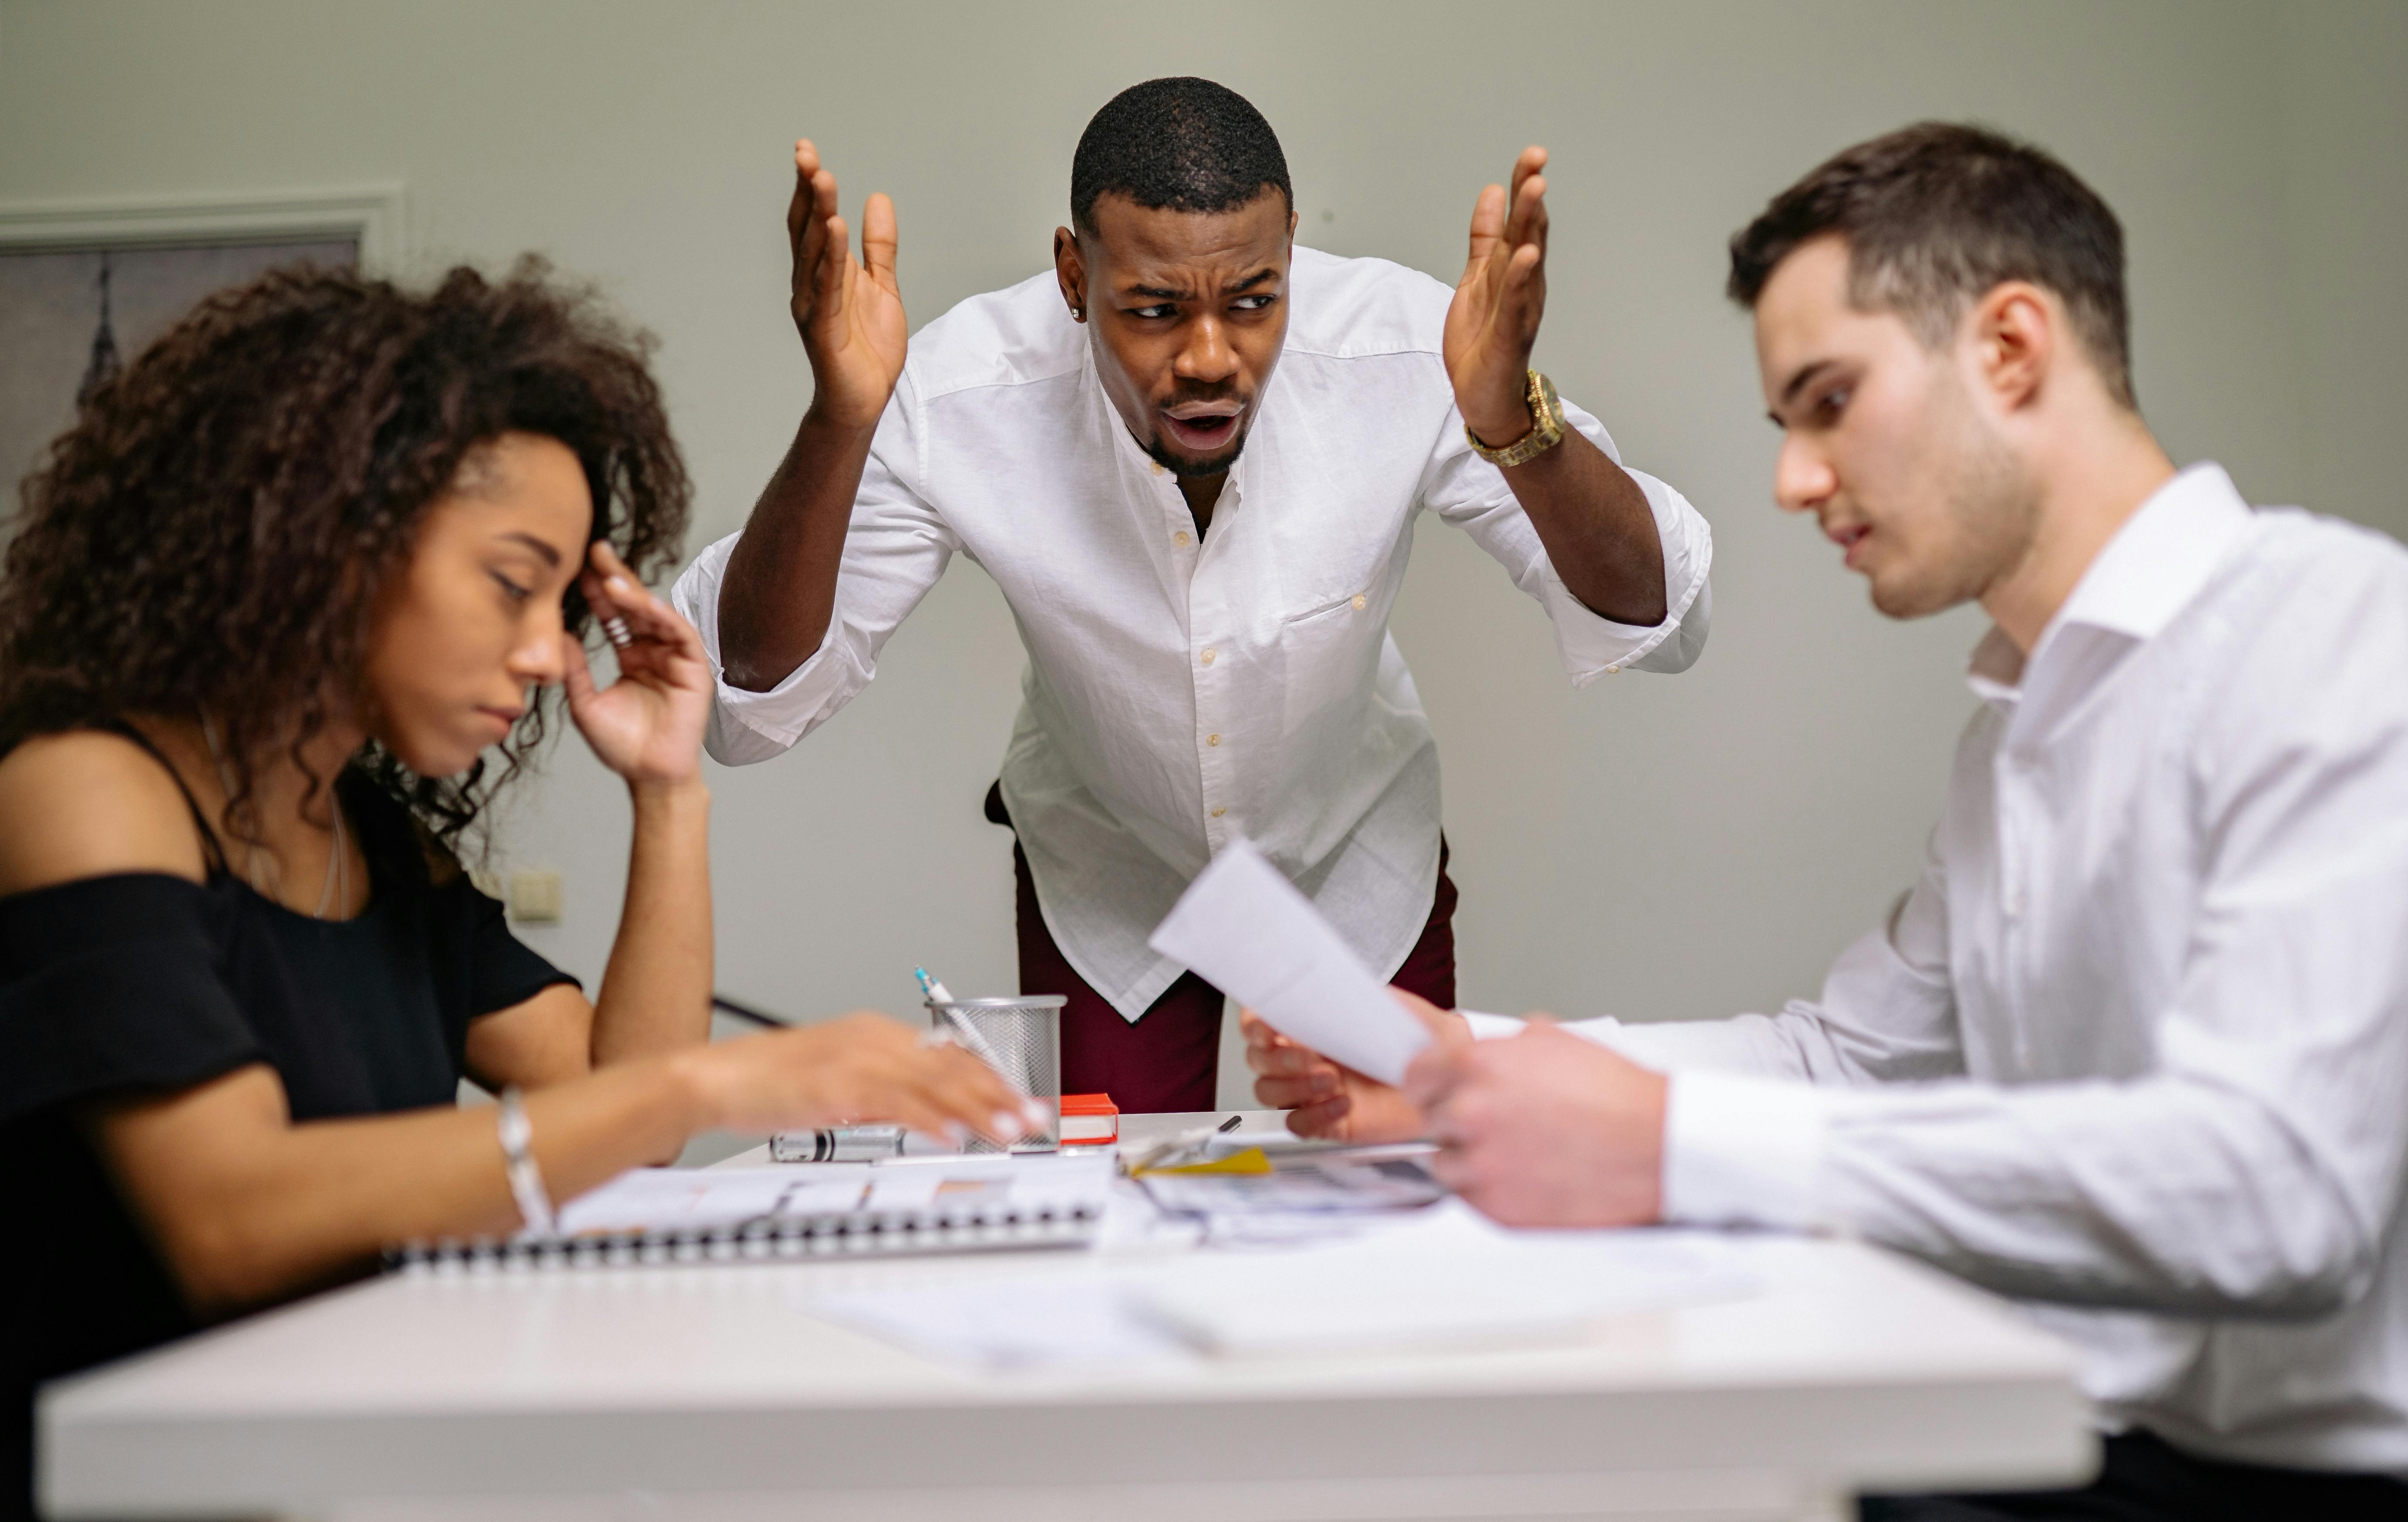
[1071,77,1292,234]
[1727,122,2135,409]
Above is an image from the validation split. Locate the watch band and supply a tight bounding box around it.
[1464,370,1567,467]
[496,1086,557,1237]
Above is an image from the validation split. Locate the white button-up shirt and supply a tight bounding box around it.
[675,247,1714,1019]
[1472,465,2408,1472]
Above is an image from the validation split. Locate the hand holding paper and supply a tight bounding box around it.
[1147,837,1434,1086]
[1245,1002,1445,1143]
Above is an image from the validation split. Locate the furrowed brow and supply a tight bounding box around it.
[1223,268,1279,294]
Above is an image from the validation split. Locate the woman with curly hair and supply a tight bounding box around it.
[0,260,1038,1514]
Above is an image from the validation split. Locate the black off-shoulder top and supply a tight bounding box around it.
[0,732,573,1520]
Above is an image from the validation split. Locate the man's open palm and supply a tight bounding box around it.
[787,138,907,431]
[1444,147,1551,445]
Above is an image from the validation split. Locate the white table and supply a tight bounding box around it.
[40,1113,2091,1522]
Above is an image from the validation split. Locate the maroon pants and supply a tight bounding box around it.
[993,786,1458,1112]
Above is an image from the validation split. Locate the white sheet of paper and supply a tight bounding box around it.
[550,1154,1113,1240]
[812,1204,1763,1367]
[1129,1201,1760,1356]
[553,1167,867,1237]
[1147,836,1431,1085]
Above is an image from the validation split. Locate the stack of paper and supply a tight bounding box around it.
[1130,1201,1759,1355]
[1135,1147,1448,1247]
[810,1202,1759,1367]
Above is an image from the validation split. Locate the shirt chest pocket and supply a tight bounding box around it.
[1278,589,1378,736]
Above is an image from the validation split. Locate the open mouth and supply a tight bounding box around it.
[1160,400,1242,454]
[1827,522,1872,568]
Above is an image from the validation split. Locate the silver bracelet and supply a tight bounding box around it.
[496,1087,557,1237]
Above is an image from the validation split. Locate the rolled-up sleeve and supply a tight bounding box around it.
[670,376,960,766]
[1416,392,1713,682]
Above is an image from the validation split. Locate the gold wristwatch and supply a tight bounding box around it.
[1465,370,1566,467]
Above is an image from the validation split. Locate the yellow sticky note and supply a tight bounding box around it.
[1146,1146,1274,1177]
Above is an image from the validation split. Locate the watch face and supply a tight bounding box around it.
[1529,374,1563,437]
[1470,374,1564,464]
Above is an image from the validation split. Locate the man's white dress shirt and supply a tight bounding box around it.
[676,247,1713,1020]
[1473,465,2408,1472]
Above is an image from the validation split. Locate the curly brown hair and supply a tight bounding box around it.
[0,256,691,847]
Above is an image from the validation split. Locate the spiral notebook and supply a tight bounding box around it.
[390,1151,1111,1270]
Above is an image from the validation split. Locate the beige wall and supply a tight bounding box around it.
[3,1,2401,1045]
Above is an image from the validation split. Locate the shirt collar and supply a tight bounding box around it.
[2053,462,2254,642]
[1966,462,2253,704]
[1966,625,2025,706]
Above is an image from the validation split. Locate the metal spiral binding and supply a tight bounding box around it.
[387,1201,1100,1272]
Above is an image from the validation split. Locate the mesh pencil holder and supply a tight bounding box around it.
[925,995,1064,1152]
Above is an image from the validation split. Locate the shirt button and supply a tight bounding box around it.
[1210,807,1226,819]
[1199,647,1216,665]
[1173,530,1191,547]
[1207,734,1221,747]
[1351,594,1367,611]
[1605,665,1621,675]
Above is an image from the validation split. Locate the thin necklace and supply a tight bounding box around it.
[198,714,346,919]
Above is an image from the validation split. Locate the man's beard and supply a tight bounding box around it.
[1871,380,2041,621]
[1145,423,1251,479]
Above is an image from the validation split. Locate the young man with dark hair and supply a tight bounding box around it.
[676,78,1711,1111]
[1249,121,2408,1517]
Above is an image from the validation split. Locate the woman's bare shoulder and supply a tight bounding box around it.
[0,731,211,894]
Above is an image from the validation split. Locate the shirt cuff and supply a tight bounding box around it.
[1460,1009,1526,1040]
[1552,471,1714,683]
[671,534,846,764]
[1660,1070,1828,1232]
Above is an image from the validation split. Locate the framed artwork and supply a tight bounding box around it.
[0,186,404,521]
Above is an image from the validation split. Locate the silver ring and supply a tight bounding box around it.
[916,1029,957,1051]
[600,615,633,648]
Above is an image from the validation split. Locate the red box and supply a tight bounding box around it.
[1059,1093,1118,1147]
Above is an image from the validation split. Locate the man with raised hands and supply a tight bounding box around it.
[675,77,1710,1112]
[1249,122,2408,1519]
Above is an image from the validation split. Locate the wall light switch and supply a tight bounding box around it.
[507,868,563,924]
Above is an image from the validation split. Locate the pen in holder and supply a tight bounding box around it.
[926,994,1065,1153]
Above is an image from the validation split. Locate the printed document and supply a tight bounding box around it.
[1148,837,1431,1084]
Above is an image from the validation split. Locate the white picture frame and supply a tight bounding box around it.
[0,185,407,273]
